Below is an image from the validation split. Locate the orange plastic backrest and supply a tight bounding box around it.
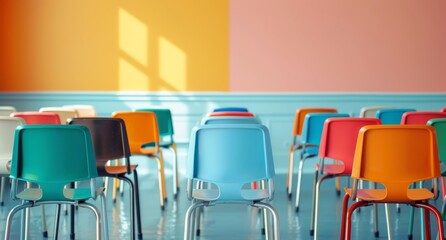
[292,108,337,136]
[401,111,446,125]
[208,112,254,117]
[352,125,440,201]
[11,112,61,124]
[318,117,381,174]
[112,111,160,154]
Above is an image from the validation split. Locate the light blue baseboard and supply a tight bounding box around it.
[1,91,445,174]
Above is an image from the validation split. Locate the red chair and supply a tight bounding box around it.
[208,111,254,117]
[11,112,61,124]
[309,118,381,238]
[401,111,446,125]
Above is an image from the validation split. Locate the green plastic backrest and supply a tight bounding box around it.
[428,118,446,168]
[135,108,174,143]
[10,124,97,201]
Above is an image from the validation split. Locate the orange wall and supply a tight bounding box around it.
[0,1,229,91]
[230,0,446,92]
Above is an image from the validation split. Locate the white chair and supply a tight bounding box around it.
[0,106,16,116]
[39,107,78,124]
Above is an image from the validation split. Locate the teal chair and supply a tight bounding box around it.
[375,108,416,124]
[135,108,179,198]
[293,112,350,212]
[184,124,279,240]
[4,125,108,240]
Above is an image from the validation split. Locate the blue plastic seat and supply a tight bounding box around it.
[293,112,350,212]
[375,108,416,124]
[212,107,249,112]
[4,125,108,239]
[184,124,279,239]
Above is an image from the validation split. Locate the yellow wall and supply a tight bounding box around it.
[0,1,229,91]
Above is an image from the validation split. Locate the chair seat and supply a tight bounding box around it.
[192,189,270,202]
[104,164,137,175]
[345,188,434,202]
[16,188,92,201]
[139,147,158,155]
[315,163,345,175]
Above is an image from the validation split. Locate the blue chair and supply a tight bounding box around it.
[375,108,416,124]
[293,112,350,212]
[4,125,108,239]
[212,107,249,112]
[184,124,279,239]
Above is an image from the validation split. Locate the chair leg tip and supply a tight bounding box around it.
[196,229,201,236]
[138,233,143,239]
[408,234,412,240]
[261,228,265,235]
[164,198,168,203]
[295,206,299,212]
[161,205,165,211]
[43,231,48,238]
[336,190,341,196]
[374,231,379,238]
[70,233,75,239]
[288,193,292,200]
[309,229,314,236]
[0,202,3,206]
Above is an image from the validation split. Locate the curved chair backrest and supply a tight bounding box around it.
[352,125,440,202]
[401,111,446,125]
[112,111,160,154]
[441,108,446,113]
[427,118,446,169]
[11,112,61,124]
[318,118,381,174]
[359,106,392,118]
[200,116,260,125]
[187,124,274,201]
[212,107,249,112]
[135,108,174,144]
[10,125,98,201]
[68,117,132,175]
[292,108,337,136]
[63,105,97,117]
[208,112,254,117]
[39,107,78,124]
[0,106,16,116]
[0,117,25,174]
[301,113,350,146]
[376,108,416,124]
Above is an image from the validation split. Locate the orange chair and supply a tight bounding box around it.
[340,125,444,240]
[309,118,381,239]
[286,108,337,198]
[112,111,167,210]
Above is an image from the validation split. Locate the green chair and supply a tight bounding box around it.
[4,125,108,239]
[135,108,179,198]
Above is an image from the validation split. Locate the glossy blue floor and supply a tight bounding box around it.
[0,170,442,239]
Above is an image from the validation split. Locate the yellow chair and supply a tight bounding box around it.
[112,111,167,210]
[287,107,337,198]
[340,125,444,239]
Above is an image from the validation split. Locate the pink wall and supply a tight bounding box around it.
[230,0,446,92]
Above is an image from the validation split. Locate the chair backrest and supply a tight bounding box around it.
[135,108,174,143]
[292,108,337,136]
[375,108,416,124]
[301,113,350,146]
[441,108,446,113]
[427,118,446,168]
[11,112,61,124]
[112,111,160,154]
[0,106,16,116]
[359,106,392,118]
[68,118,131,175]
[200,116,260,125]
[352,125,440,202]
[401,111,446,125]
[187,124,274,201]
[10,125,98,201]
[208,112,254,117]
[63,105,97,117]
[212,107,249,112]
[318,118,381,174]
[39,107,78,124]
[0,117,25,173]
